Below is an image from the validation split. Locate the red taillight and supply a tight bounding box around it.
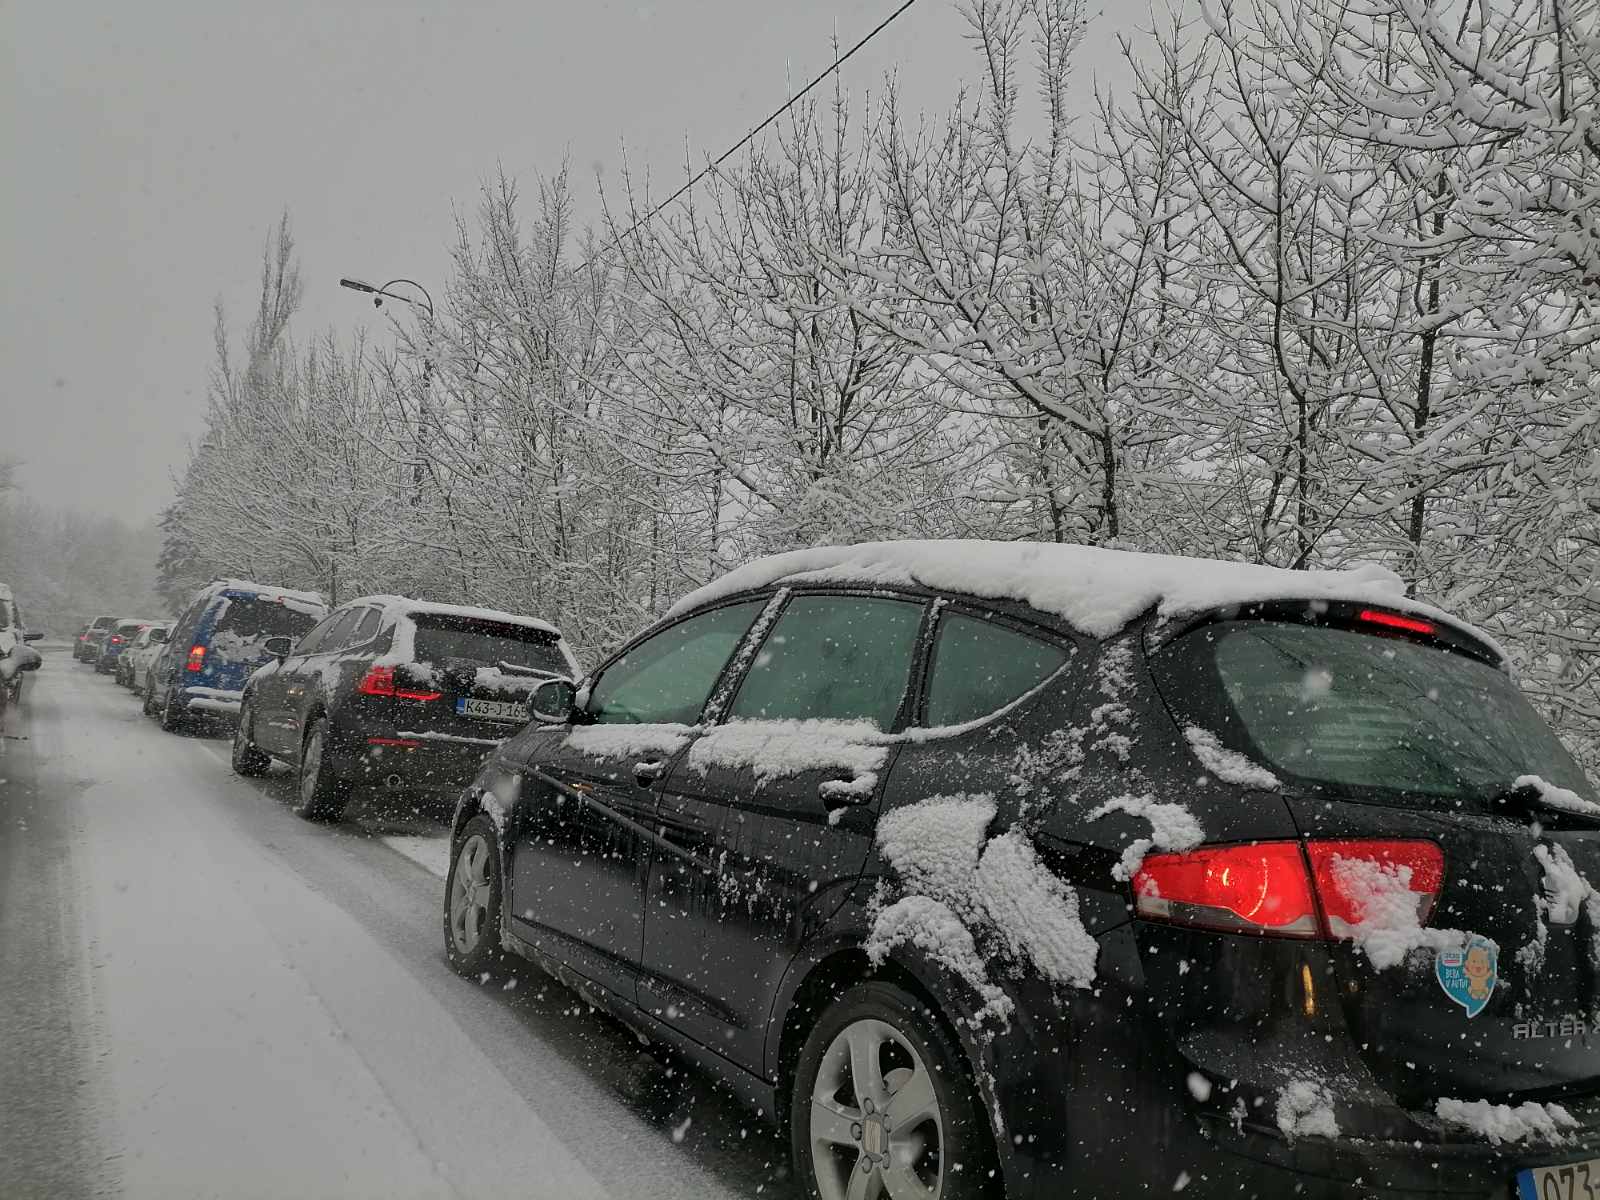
[1134,842,1320,935]
[356,664,441,702]
[1307,840,1443,934]
[186,645,206,673]
[110,636,124,645]
[367,736,423,748]
[1357,609,1436,636]
[1134,839,1443,940]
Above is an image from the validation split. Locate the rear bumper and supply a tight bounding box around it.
[328,722,507,793]
[1189,1111,1600,1199]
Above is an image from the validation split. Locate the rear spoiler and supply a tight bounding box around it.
[1148,599,1504,669]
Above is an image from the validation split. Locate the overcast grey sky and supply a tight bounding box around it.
[3,1,1145,524]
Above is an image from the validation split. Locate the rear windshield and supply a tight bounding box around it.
[1154,620,1596,811]
[92,616,115,629]
[213,596,321,640]
[410,614,567,676]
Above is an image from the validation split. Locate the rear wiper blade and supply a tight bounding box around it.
[1487,782,1600,829]
[494,660,563,678]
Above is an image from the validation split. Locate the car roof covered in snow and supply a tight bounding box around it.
[207,578,328,615]
[352,595,563,639]
[666,540,1501,657]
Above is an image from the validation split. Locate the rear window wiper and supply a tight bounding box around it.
[1486,781,1600,830]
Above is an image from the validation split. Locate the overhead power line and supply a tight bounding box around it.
[581,0,920,270]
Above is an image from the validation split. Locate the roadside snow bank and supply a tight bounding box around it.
[1435,1097,1578,1145]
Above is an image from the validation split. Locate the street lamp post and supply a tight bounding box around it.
[339,274,437,504]
[338,276,435,319]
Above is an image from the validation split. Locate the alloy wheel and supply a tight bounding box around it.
[448,833,492,956]
[810,1017,946,1200]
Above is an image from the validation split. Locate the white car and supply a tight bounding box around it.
[121,622,172,692]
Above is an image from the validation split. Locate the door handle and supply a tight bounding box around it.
[633,759,666,787]
[818,775,873,810]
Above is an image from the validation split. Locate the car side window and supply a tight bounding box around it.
[586,601,765,726]
[315,609,364,655]
[350,608,381,646]
[727,595,924,729]
[922,611,1072,727]
[293,612,344,656]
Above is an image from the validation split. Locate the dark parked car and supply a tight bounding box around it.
[75,614,115,662]
[95,616,160,674]
[232,595,578,821]
[147,579,327,731]
[440,541,1600,1200]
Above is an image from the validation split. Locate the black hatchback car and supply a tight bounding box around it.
[232,595,578,821]
[441,541,1600,1200]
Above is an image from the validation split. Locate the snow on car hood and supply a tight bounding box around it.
[665,540,1500,653]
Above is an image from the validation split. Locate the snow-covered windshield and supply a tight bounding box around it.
[411,614,567,675]
[1157,621,1595,809]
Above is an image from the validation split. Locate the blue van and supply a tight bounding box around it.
[146,578,327,731]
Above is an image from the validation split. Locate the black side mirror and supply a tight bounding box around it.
[22,631,43,643]
[13,646,42,673]
[262,635,293,662]
[527,677,577,725]
[149,629,168,644]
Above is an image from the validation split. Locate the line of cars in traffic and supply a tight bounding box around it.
[78,547,1600,1198]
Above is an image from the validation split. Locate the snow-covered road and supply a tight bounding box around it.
[0,653,796,1199]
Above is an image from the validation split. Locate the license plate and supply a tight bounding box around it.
[456,697,525,723]
[1519,1158,1600,1200]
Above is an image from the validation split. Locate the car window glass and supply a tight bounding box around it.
[315,609,363,654]
[923,612,1071,727]
[728,595,924,729]
[294,612,344,655]
[350,608,381,646]
[587,601,764,726]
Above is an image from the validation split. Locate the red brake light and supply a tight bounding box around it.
[1134,839,1443,940]
[357,664,441,702]
[186,645,206,673]
[1357,609,1436,636]
[110,636,123,645]
[1134,842,1320,936]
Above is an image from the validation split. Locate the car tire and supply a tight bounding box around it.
[159,686,186,733]
[791,981,998,1200]
[293,715,349,821]
[231,700,271,777]
[443,814,506,979]
[142,677,158,717]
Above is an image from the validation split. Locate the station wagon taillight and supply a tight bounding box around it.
[186,645,206,672]
[356,664,441,702]
[1134,839,1443,939]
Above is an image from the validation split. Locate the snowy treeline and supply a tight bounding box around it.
[0,473,164,632]
[163,0,1600,767]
